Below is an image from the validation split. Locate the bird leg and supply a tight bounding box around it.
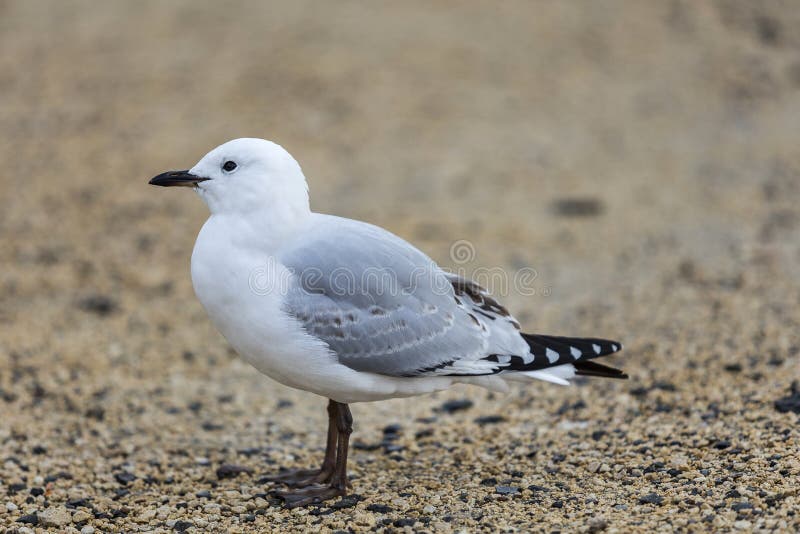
[265,400,339,487]
[273,400,353,508]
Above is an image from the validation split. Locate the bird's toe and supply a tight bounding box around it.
[272,485,346,508]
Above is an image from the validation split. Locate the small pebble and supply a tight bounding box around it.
[216,463,253,479]
[495,485,519,495]
[114,472,136,484]
[39,506,71,527]
[72,510,92,523]
[638,493,664,505]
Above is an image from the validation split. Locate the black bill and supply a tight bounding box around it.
[149,170,209,187]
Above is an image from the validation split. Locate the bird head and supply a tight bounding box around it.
[150,138,310,218]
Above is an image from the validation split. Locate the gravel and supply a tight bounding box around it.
[1,1,799,532]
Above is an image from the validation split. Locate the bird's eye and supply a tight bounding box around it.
[222,161,237,172]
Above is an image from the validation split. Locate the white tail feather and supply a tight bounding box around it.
[504,364,576,386]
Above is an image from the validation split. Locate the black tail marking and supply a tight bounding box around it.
[517,333,626,378]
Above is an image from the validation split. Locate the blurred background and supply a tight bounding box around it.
[1,1,798,531]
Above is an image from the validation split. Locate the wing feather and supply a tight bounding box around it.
[279,215,489,376]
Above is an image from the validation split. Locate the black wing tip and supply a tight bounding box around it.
[574,360,628,380]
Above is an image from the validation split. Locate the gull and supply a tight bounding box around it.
[149,138,626,507]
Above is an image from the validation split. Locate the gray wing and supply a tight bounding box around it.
[278,215,500,376]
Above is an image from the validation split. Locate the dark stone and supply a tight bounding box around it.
[713,440,731,450]
[644,462,665,473]
[723,363,743,373]
[8,483,26,494]
[202,421,224,431]
[653,382,676,392]
[551,197,604,217]
[66,498,91,509]
[86,406,105,420]
[591,430,607,441]
[44,471,72,483]
[382,424,402,436]
[756,15,781,45]
[654,402,673,413]
[31,445,47,455]
[16,513,39,525]
[557,400,586,415]
[353,441,381,451]
[114,471,136,485]
[366,503,392,513]
[216,464,252,479]
[393,518,417,527]
[77,294,117,316]
[29,487,44,496]
[173,520,193,532]
[638,493,664,505]
[774,381,800,414]
[195,490,212,499]
[731,502,753,512]
[767,355,784,366]
[329,494,362,509]
[474,415,506,425]
[414,428,434,439]
[551,500,564,508]
[276,399,293,409]
[438,399,473,413]
[480,477,497,486]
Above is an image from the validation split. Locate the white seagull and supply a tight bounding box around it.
[149,138,626,507]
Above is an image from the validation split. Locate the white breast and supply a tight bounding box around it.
[190,216,333,390]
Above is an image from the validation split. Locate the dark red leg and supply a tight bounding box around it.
[273,400,353,508]
[265,400,338,486]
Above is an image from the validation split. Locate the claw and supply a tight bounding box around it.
[273,485,346,508]
[263,468,333,487]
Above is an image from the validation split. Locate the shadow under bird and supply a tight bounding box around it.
[149,138,627,507]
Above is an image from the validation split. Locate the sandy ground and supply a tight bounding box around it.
[1,1,799,532]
